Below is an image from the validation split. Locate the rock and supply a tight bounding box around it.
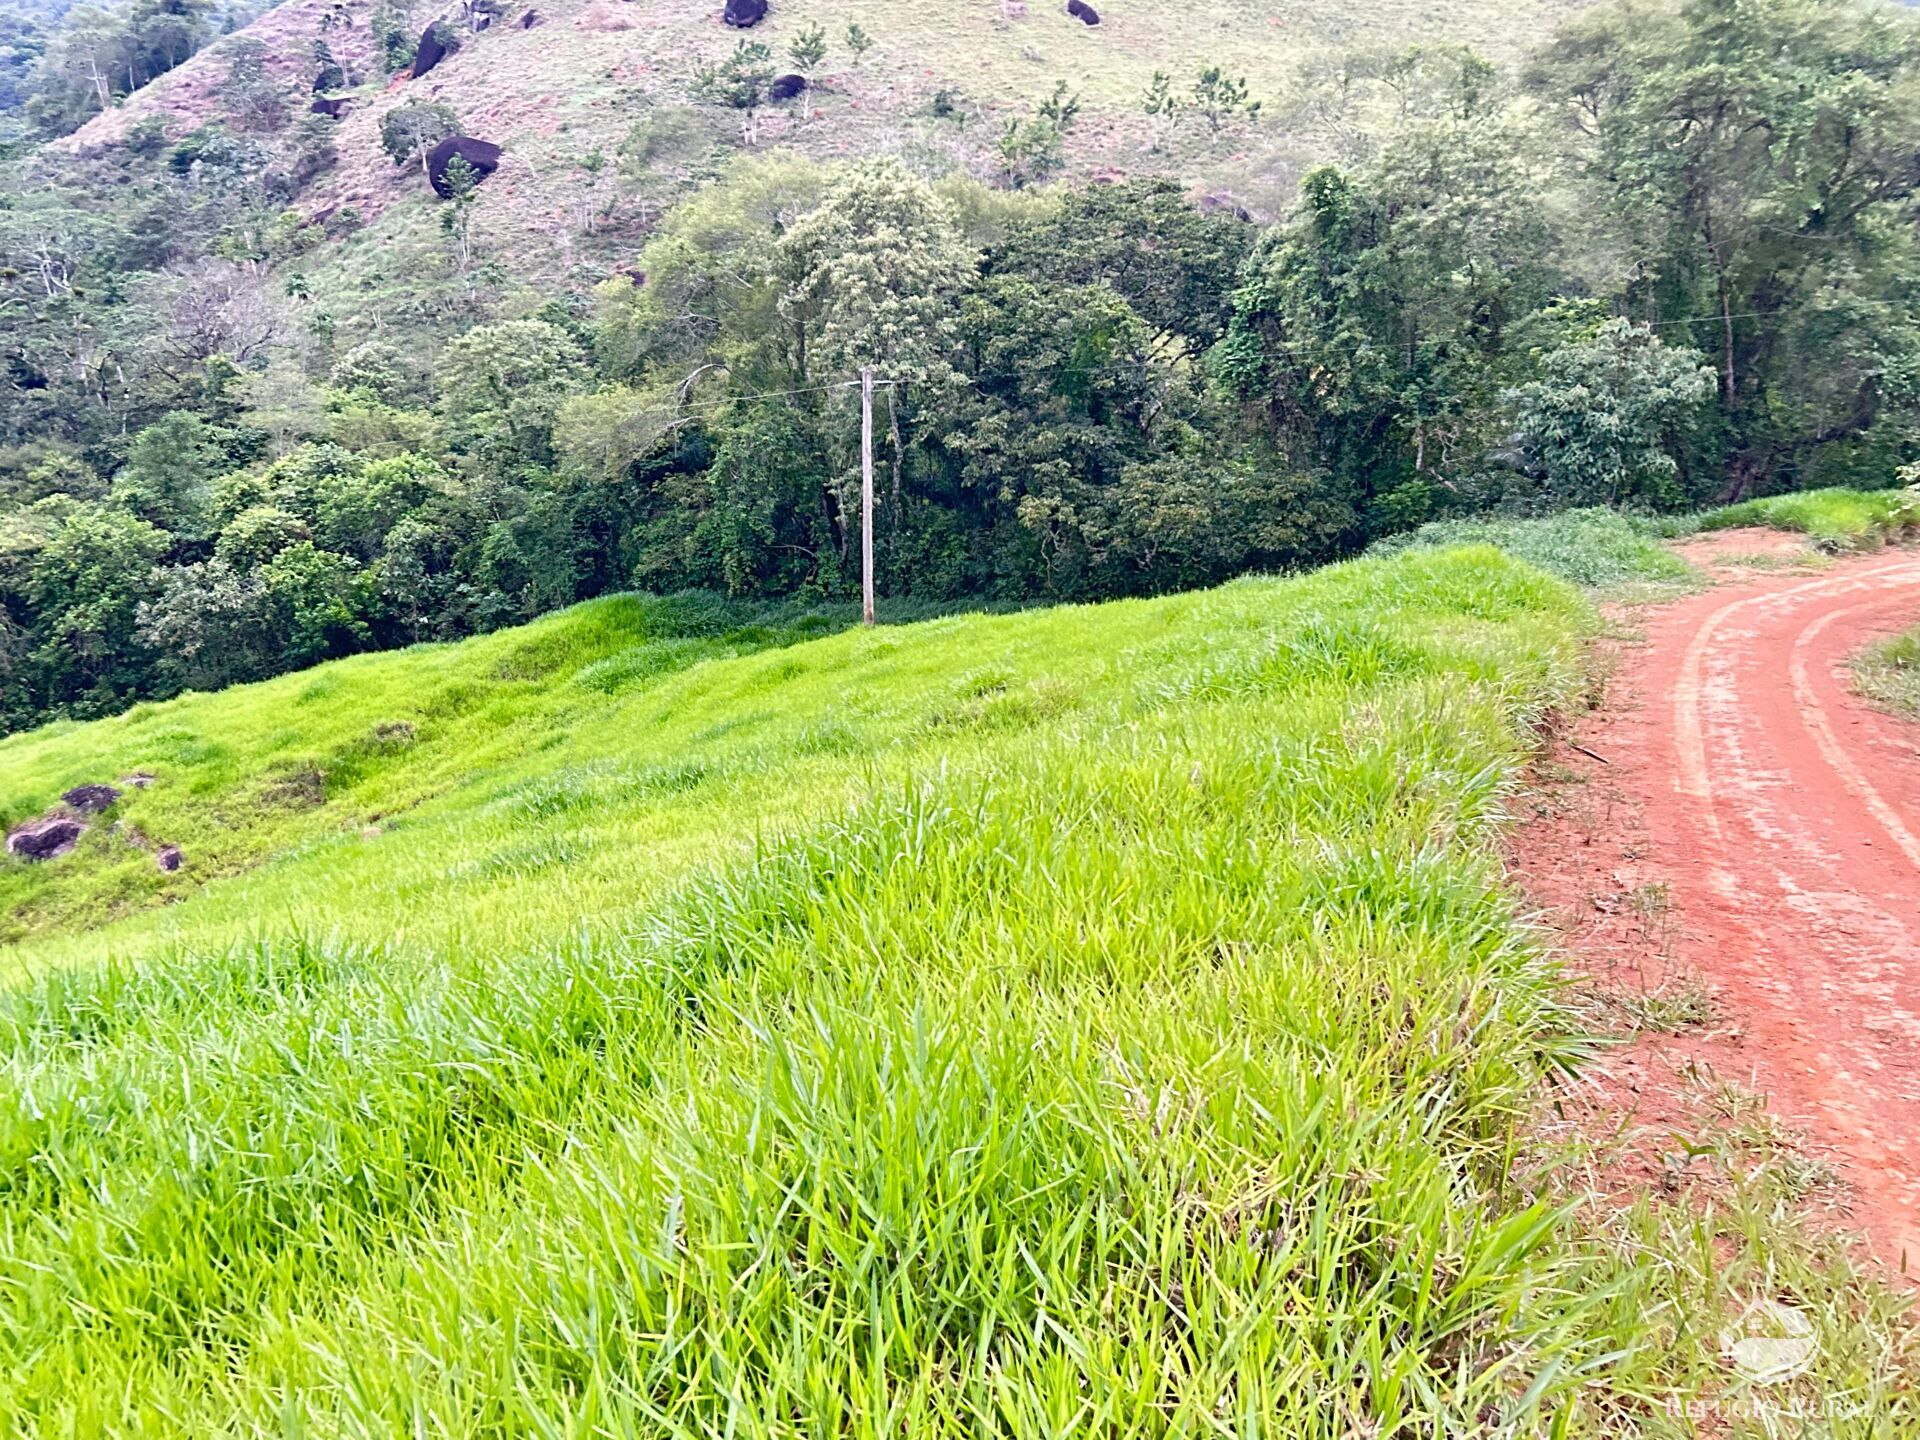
[8,816,85,861]
[61,783,121,813]
[768,73,807,101]
[517,7,539,24]
[723,0,767,27]
[1198,191,1254,222]
[1066,0,1099,21]
[120,771,155,788]
[155,845,183,872]
[412,23,450,78]
[310,97,350,118]
[426,135,502,196]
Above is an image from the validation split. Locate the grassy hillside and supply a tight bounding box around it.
[53,0,1596,312]
[1,544,1913,1432]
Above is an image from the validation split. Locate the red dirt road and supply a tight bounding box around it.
[1562,545,1920,1268]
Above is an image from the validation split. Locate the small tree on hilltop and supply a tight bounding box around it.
[844,22,872,64]
[1143,65,1261,138]
[1193,66,1259,134]
[381,101,459,176]
[693,40,775,110]
[996,81,1078,189]
[439,153,480,273]
[787,23,827,118]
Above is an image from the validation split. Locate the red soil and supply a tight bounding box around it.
[1519,543,1920,1272]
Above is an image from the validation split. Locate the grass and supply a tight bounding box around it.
[0,545,1914,1433]
[1853,626,1920,719]
[1696,486,1920,550]
[1372,507,1698,590]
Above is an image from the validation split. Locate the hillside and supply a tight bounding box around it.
[1,538,1915,1431]
[51,0,1595,293]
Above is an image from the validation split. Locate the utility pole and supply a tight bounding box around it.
[860,365,875,627]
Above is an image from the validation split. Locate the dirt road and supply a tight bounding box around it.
[1536,541,1920,1269]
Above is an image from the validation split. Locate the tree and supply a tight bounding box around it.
[787,22,825,118]
[692,40,774,110]
[438,153,480,273]
[1193,66,1259,133]
[220,36,285,131]
[989,179,1253,356]
[27,503,168,709]
[1527,0,1920,497]
[109,410,230,539]
[775,160,978,567]
[843,22,871,64]
[1508,318,1717,507]
[1220,110,1559,530]
[380,101,459,175]
[436,318,588,470]
[1143,65,1261,137]
[369,0,416,72]
[311,37,345,91]
[774,158,976,385]
[995,82,1078,189]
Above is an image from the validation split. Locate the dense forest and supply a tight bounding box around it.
[1,0,1918,730]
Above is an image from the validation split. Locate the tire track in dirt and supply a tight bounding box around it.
[1532,546,1920,1270]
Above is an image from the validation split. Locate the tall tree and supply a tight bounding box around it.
[1528,0,1920,496]
[1220,96,1558,529]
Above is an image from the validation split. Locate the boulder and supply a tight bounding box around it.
[155,845,184,872]
[723,0,767,27]
[1066,0,1099,20]
[517,7,539,24]
[426,135,502,197]
[412,23,450,78]
[768,72,807,101]
[310,97,350,118]
[8,815,85,861]
[61,783,121,813]
[1198,191,1254,222]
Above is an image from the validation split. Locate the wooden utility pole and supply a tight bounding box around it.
[860,365,875,627]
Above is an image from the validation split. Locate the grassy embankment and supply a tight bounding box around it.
[1697,485,1920,549]
[0,532,1913,1431]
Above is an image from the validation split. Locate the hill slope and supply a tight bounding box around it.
[53,0,1596,294]
[0,547,1620,1429]
[2,544,1914,1432]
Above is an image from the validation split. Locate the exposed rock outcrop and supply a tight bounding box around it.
[427,135,502,196]
[7,815,85,861]
[61,784,121,813]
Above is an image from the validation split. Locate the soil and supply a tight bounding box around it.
[1515,537,1920,1273]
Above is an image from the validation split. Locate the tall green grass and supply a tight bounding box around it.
[0,548,1910,1433]
[1697,486,1920,549]
[1373,509,1696,589]
[1854,626,1920,718]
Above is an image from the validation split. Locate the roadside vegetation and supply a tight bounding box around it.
[1375,508,1696,590]
[0,541,1915,1432]
[1854,627,1920,719]
[1697,487,1920,551]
